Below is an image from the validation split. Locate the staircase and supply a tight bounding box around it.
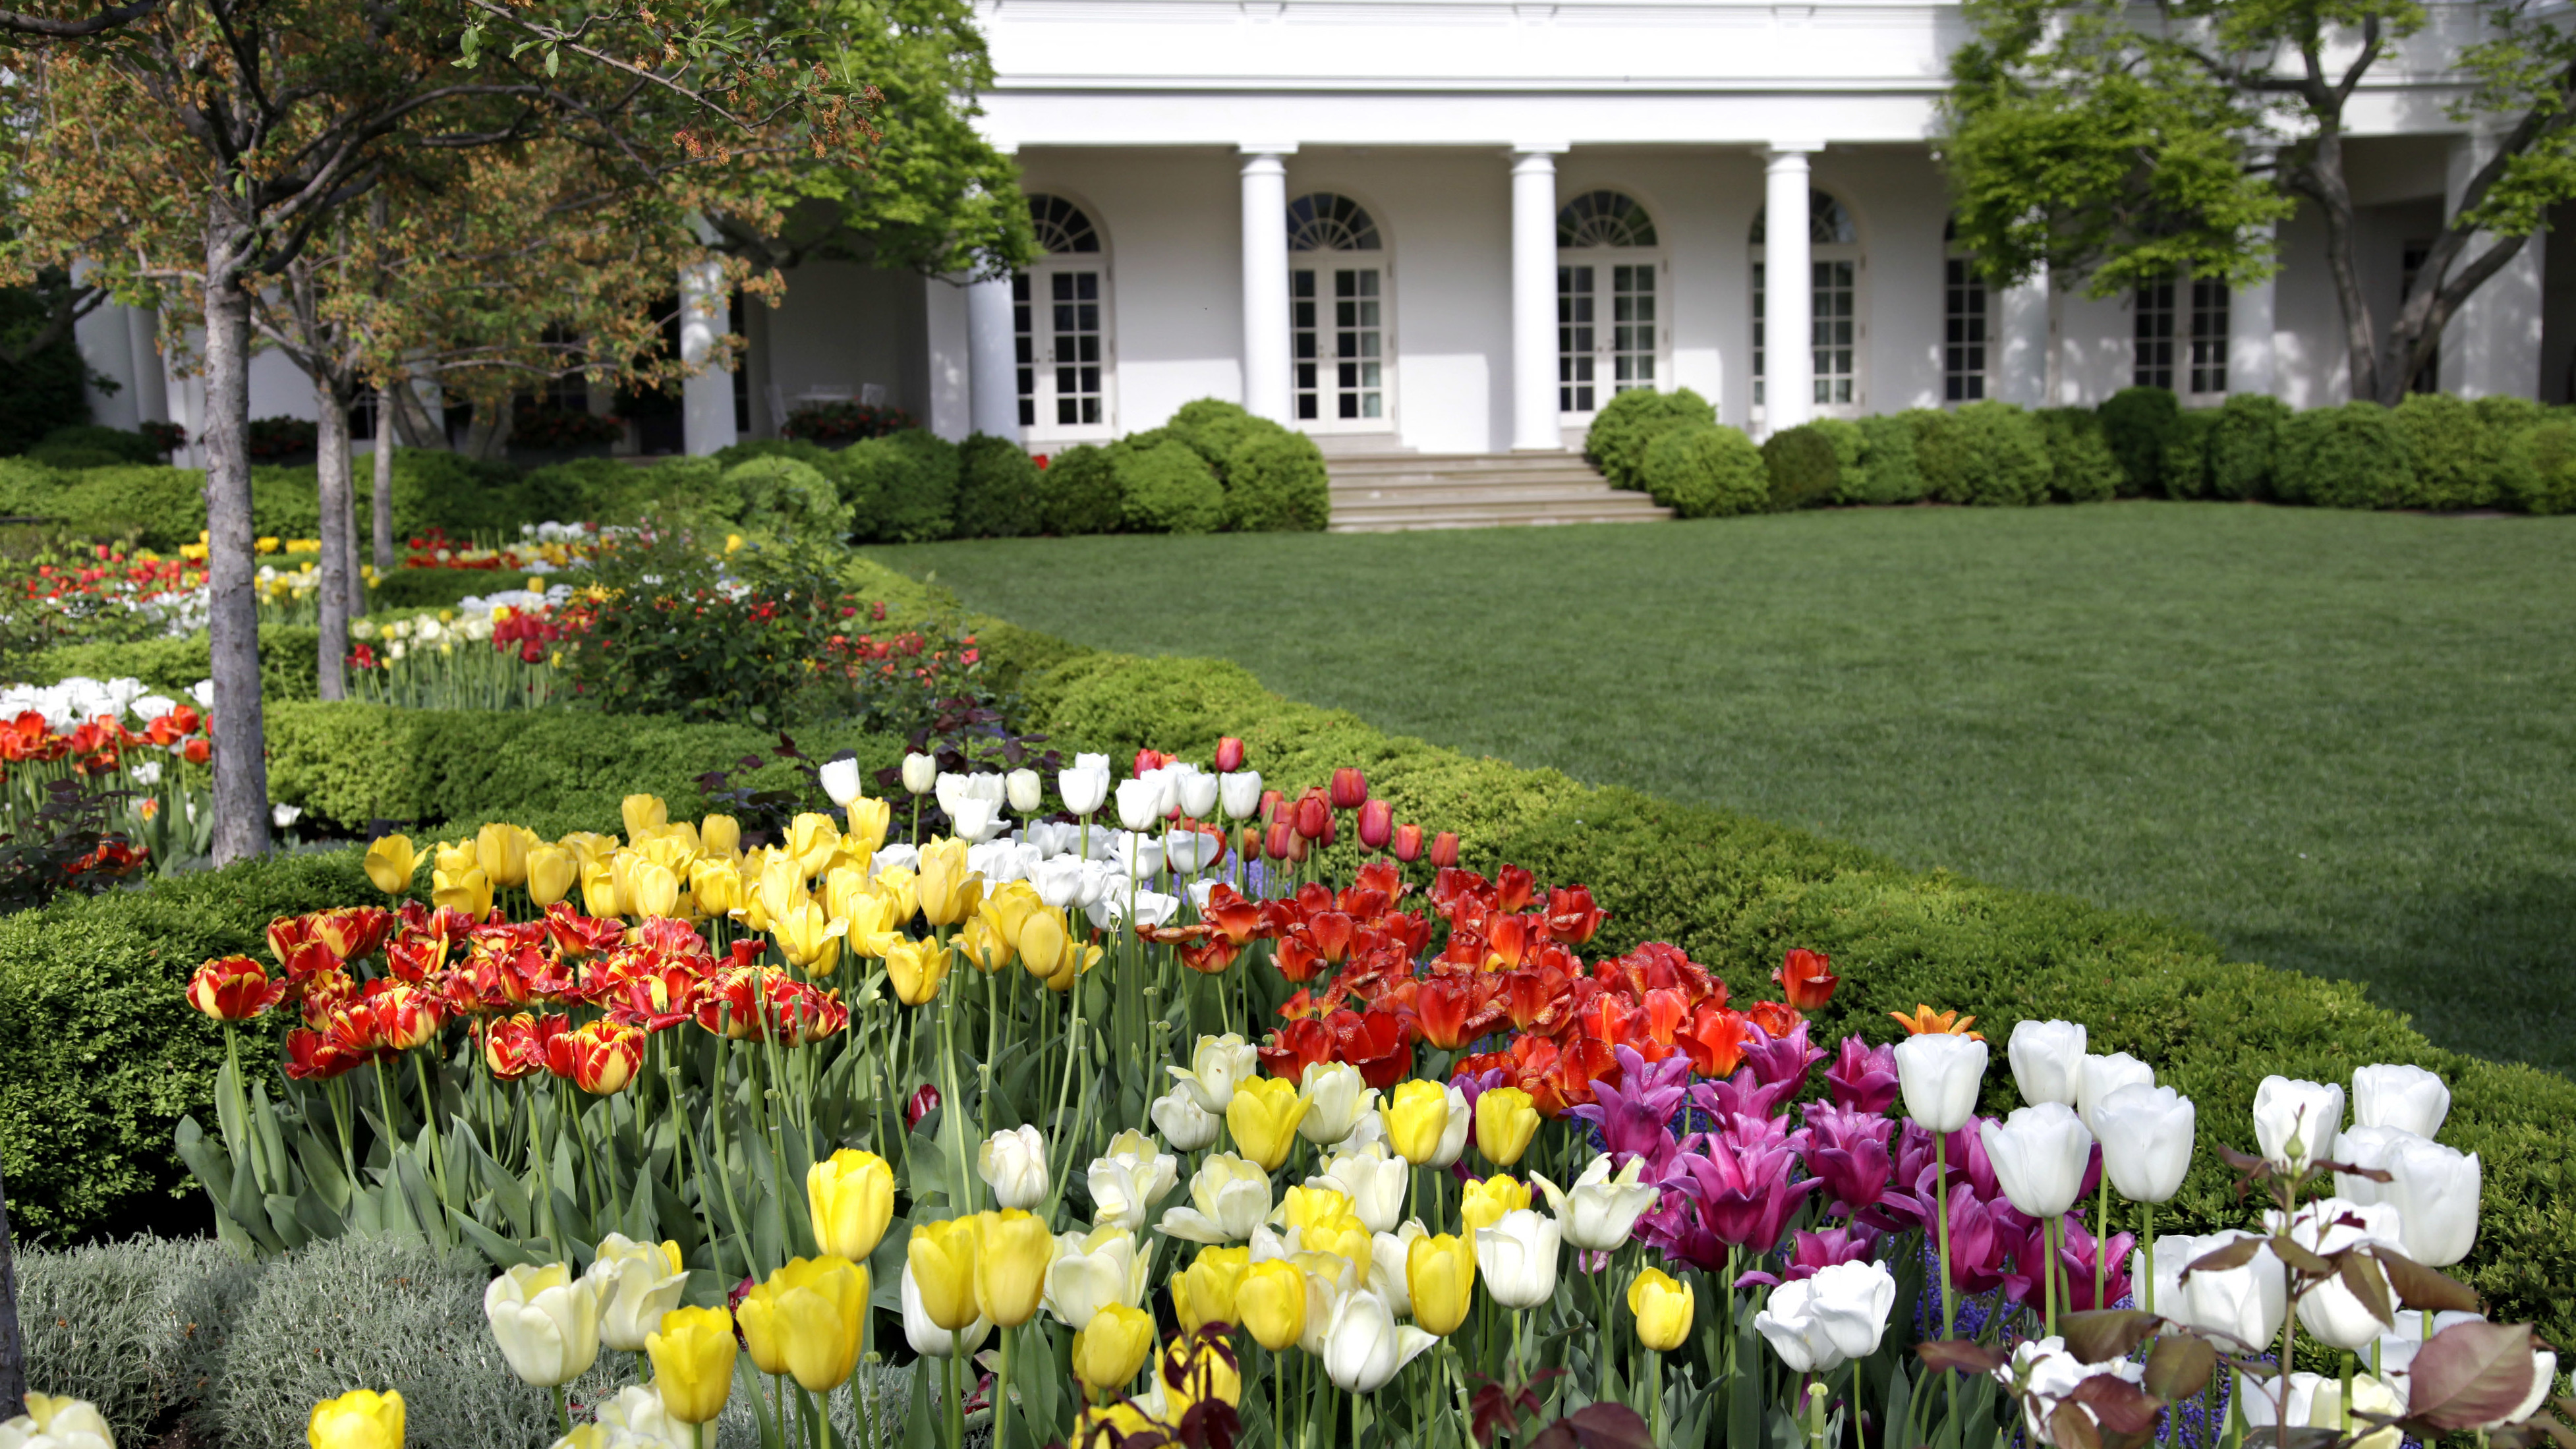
[1325,451,1674,532]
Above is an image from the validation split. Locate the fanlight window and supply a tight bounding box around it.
[1029,194,1101,255]
[1557,191,1657,248]
[1750,191,1857,246]
[1287,194,1381,252]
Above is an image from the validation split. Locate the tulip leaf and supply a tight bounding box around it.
[2378,1248,2484,1314]
[2143,1332,2218,1401]
[2339,1251,2397,1330]
[1918,1340,2013,1375]
[2063,1310,2165,1364]
[2069,1373,2165,1435]
[2407,1319,2539,1430]
[2047,1397,2105,1449]
[2181,1237,2262,1279]
[452,1208,541,1269]
[901,1359,943,1449]
[2270,1236,2337,1277]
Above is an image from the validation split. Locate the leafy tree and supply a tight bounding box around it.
[1941,0,2576,405]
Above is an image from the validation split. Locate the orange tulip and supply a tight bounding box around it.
[1888,1003,1982,1040]
[187,955,287,1021]
[1774,948,1839,1011]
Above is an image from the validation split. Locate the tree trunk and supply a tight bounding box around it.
[390,381,447,451]
[0,1155,20,1421]
[203,207,271,867]
[372,388,395,571]
[314,386,352,701]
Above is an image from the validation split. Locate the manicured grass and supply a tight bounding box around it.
[866,503,2576,1074]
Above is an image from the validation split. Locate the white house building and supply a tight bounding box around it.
[72,0,2576,470]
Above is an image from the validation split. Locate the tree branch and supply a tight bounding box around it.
[0,0,158,40]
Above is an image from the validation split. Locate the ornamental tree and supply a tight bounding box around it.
[1941,0,2576,405]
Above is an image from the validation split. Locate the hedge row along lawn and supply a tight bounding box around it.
[864,501,2576,1077]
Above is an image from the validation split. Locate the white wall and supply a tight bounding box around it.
[757,260,930,423]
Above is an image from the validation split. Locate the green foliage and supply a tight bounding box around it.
[1761,423,1846,511]
[2473,394,2544,436]
[17,1237,256,1440]
[1222,428,1332,532]
[1035,444,1123,536]
[24,625,320,701]
[841,429,959,544]
[2498,418,2576,514]
[34,424,163,466]
[1162,399,1267,478]
[2390,392,2506,510]
[0,465,202,550]
[1914,401,2051,505]
[1845,414,1926,504]
[364,569,522,612]
[722,455,854,542]
[1638,423,1770,519]
[0,291,94,457]
[2098,386,2181,496]
[1584,387,1717,492]
[2275,402,2417,509]
[2162,409,2215,498]
[2208,393,2291,500]
[952,433,1043,539]
[2034,407,2122,502]
[1112,438,1225,534]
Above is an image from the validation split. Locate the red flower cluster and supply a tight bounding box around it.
[0,704,208,774]
[12,550,204,610]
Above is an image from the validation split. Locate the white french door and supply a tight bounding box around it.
[1290,264,1392,431]
[1558,256,1665,418]
[1014,264,1114,440]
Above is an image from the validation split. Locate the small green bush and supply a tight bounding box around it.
[1916,401,2049,505]
[18,1237,257,1440]
[2499,418,2576,514]
[952,434,1043,539]
[0,291,93,457]
[2161,409,2215,499]
[1845,414,1925,504]
[1223,429,1332,532]
[1036,444,1123,536]
[2473,394,2543,438]
[841,430,958,544]
[722,455,853,542]
[2034,408,2121,503]
[366,569,529,613]
[1113,438,1226,534]
[2275,402,2415,509]
[26,624,320,702]
[28,444,125,470]
[37,424,165,465]
[1584,387,1717,492]
[1164,399,1267,479]
[2391,392,2504,510]
[2207,394,2291,500]
[2099,385,2183,496]
[1761,423,1845,511]
[1639,423,1769,518]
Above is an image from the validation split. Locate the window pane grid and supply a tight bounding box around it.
[2189,277,2229,395]
[1011,275,1036,428]
[1611,264,1655,389]
[2134,279,2177,389]
[1751,261,1765,407]
[1293,267,1383,422]
[1559,265,1596,413]
[1048,271,1104,425]
[1811,260,1854,405]
[1944,256,1988,402]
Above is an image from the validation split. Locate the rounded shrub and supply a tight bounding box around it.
[1639,423,1769,518]
[2499,418,2576,513]
[1917,401,2049,505]
[1164,398,1267,478]
[1037,443,1122,535]
[1114,437,1226,534]
[1847,414,1925,503]
[2034,408,2121,503]
[18,1236,260,1440]
[35,424,165,465]
[1761,423,1843,511]
[954,433,1043,538]
[2473,394,2543,436]
[1223,428,1331,531]
[1584,386,1716,492]
[722,454,852,541]
[839,429,958,543]
[2206,393,2290,500]
[2391,392,2504,509]
[2274,401,2415,509]
[2098,385,2182,496]
[2161,409,2214,499]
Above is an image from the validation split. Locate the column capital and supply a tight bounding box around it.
[1238,144,1298,161]
[1510,142,1568,157]
[1763,142,1823,165]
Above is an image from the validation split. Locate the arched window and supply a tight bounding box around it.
[1286,192,1390,428]
[1944,217,1989,403]
[1013,194,1113,438]
[1750,189,1865,414]
[1556,190,1666,416]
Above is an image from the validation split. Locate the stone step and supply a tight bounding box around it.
[1328,506,1672,532]
[1322,447,1671,532]
[1327,451,1597,476]
[1331,482,1660,508]
[1332,473,1613,496]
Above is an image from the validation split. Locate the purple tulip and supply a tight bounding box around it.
[1735,1226,1881,1288]
[1824,1036,1900,1115]
[1803,1102,1895,1217]
[1658,1133,1820,1254]
[1690,1069,1800,1129]
[1569,1045,1691,1178]
[1742,1018,1827,1090]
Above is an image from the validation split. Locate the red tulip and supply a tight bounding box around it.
[1680,1004,1755,1079]
[1494,865,1535,915]
[1541,886,1605,946]
[1133,748,1174,778]
[1264,820,1305,863]
[309,906,395,961]
[483,1012,563,1080]
[181,737,211,765]
[365,980,444,1050]
[1746,1000,1804,1040]
[1329,767,1368,811]
[1258,1017,1334,1083]
[1214,736,1245,774]
[1238,826,1265,865]
[1429,832,1460,869]
[1414,975,1505,1050]
[907,1083,942,1129]
[1203,886,1268,946]
[1391,824,1425,863]
[1774,948,1839,1011]
[1356,799,1393,851]
[297,967,357,1031]
[1274,930,1327,983]
[545,1017,644,1094]
[283,1026,363,1081]
[266,915,318,969]
[1293,791,1330,841]
[1180,938,1242,975]
[187,955,287,1021]
[1259,789,1284,824]
[1307,911,1356,964]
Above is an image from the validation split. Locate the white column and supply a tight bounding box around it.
[966,274,1019,438]
[2229,235,2279,399]
[679,258,737,455]
[924,274,973,442]
[1762,146,1818,434]
[1510,146,1565,451]
[2443,131,2545,399]
[1240,148,1295,422]
[126,305,169,426]
[1996,269,2050,407]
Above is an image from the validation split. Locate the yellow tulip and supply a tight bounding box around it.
[979,881,1044,955]
[1159,1336,1244,1419]
[689,857,744,918]
[579,860,622,919]
[1627,1266,1694,1352]
[1235,1259,1307,1351]
[622,793,668,839]
[363,835,422,897]
[907,1218,981,1331]
[307,1388,405,1449]
[1460,1175,1531,1235]
[973,1208,1053,1328]
[772,898,844,973]
[1474,1087,1541,1168]
[808,1149,896,1260]
[655,820,704,859]
[629,860,681,919]
[786,812,841,876]
[432,865,492,918]
[886,938,953,1007]
[647,1305,740,1423]
[1224,1076,1311,1172]
[1045,939,1103,994]
[840,890,903,959]
[433,838,477,877]
[844,796,893,857]
[1172,1245,1251,1335]
[559,831,619,866]
[1279,1184,1353,1234]
[733,1278,792,1377]
[755,851,807,924]
[1383,1080,1452,1166]
[1072,1303,1157,1394]
[822,864,874,924]
[1018,908,1070,982]
[1302,1214,1374,1276]
[701,814,742,859]
[1406,1232,1477,1336]
[873,866,919,924]
[527,844,579,909]
[772,1255,869,1392]
[1075,1403,1164,1449]
[476,822,538,889]
[957,917,1013,975]
[915,837,981,927]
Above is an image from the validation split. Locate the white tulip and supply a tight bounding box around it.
[978,1124,1052,1210]
[1149,1084,1224,1151]
[2094,1083,2195,1203]
[1164,830,1222,875]
[1045,1226,1150,1328]
[1895,1033,1988,1133]
[901,752,938,795]
[2144,1230,2286,1350]
[593,1384,697,1449]
[2007,1019,2088,1106]
[2370,1309,2490,1396]
[2332,1123,2408,1206]
[1114,778,1162,832]
[1427,1083,1472,1169]
[2374,1133,2481,1267]
[0,1396,115,1449]
[2353,1064,2450,1139]
[1993,1336,2150,1442]
[2253,1076,2344,1175]
[1333,1108,1391,1156]
[1219,770,1265,820]
[584,1234,689,1353]
[1006,768,1044,813]
[2270,1197,2404,1350]
[1533,1154,1661,1251]
[872,844,920,876]
[818,757,865,807]
[1074,753,1110,773]
[1031,855,1089,910]
[1167,1033,1259,1114]
[1367,1220,1427,1315]
[2075,1052,2154,1135]
[484,1262,605,1388]
[1176,769,1220,820]
[1755,1260,1898,1373]
[1474,1208,1563,1310]
[1019,820,1081,858]
[1088,1130,1181,1232]
[2239,1372,2406,1449]
[1298,1062,1369,1146]
[1059,765,1110,817]
[1980,1102,2095,1218]
[948,797,1005,844]
[902,1263,993,1358]
[1314,1142,1409,1234]
[1157,1153,1274,1243]
[1321,1288,1439,1393]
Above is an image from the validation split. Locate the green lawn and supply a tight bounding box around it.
[865,503,2576,1074]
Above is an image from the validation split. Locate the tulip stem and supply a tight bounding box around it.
[2044,1213,2060,1340]
[412,1051,455,1247]
[2142,1201,2156,1315]
[551,1384,571,1436]
[1933,1132,1956,1340]
[995,1325,1014,1449]
[2096,1173,2110,1309]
